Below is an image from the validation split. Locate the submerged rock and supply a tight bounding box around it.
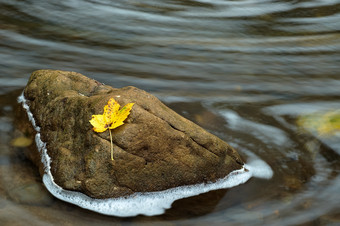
[19,70,243,199]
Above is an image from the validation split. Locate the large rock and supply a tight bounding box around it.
[19,70,244,199]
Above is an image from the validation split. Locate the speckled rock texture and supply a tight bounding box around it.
[19,69,244,199]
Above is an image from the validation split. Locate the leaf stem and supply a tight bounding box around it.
[109,129,114,160]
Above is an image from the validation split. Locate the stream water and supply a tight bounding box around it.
[0,0,339,225]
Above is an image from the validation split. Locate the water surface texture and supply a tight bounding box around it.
[0,0,339,225]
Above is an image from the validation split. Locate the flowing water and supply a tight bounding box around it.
[0,0,339,225]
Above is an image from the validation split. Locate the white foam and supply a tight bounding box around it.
[18,93,40,132]
[246,159,274,179]
[18,92,273,217]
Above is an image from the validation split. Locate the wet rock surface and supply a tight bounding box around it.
[19,70,244,199]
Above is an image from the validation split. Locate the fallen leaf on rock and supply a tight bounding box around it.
[89,98,134,160]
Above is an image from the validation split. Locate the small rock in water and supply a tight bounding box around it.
[18,69,244,199]
[10,136,33,147]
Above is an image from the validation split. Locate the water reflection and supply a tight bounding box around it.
[0,0,339,224]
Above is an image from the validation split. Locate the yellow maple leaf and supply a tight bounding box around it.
[89,98,134,160]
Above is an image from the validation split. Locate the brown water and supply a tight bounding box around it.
[0,0,340,225]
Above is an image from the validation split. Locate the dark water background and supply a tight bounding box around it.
[0,0,340,225]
